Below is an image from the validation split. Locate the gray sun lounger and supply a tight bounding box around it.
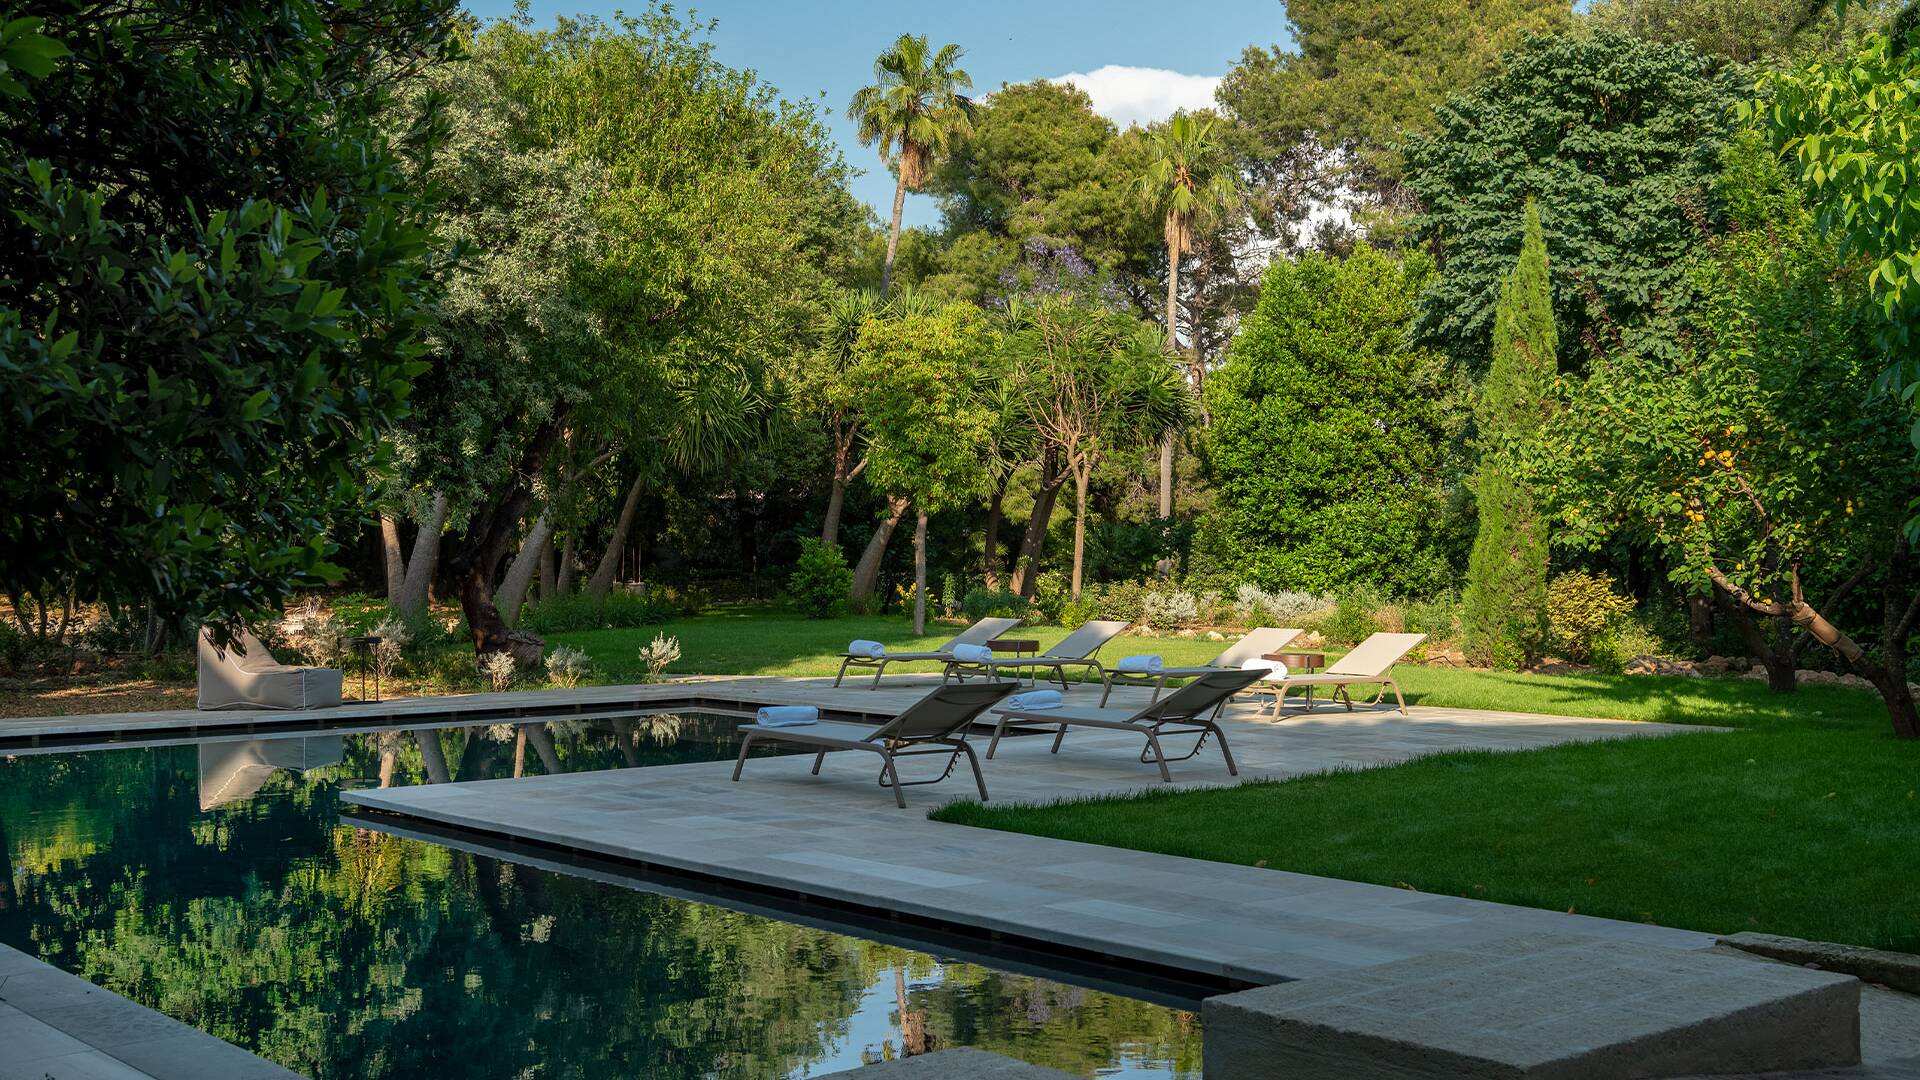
[197,626,343,710]
[732,682,1018,807]
[834,616,1025,688]
[987,667,1266,782]
[942,619,1130,690]
[1098,626,1305,705]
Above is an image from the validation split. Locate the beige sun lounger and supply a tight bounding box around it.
[987,667,1266,782]
[942,620,1131,690]
[1098,626,1305,705]
[1267,632,1426,715]
[833,616,1025,689]
[197,626,343,711]
[731,682,1018,807]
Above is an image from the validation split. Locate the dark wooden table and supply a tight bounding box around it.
[1263,651,1325,707]
[987,638,1042,685]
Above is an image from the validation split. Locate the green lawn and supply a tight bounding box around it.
[556,612,1920,951]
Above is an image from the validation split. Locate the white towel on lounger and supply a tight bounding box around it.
[1116,654,1163,674]
[847,640,886,658]
[1006,689,1062,711]
[951,643,994,663]
[1241,658,1286,679]
[755,705,819,726]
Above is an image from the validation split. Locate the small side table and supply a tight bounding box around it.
[987,638,1041,686]
[348,635,383,703]
[1263,651,1325,710]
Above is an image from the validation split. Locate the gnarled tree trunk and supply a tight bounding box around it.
[852,495,909,600]
[495,510,556,629]
[587,473,646,604]
[555,534,577,595]
[380,516,405,598]
[822,433,865,547]
[444,416,564,656]
[1009,449,1067,598]
[395,491,450,619]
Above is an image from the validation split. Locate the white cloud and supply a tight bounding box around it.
[1049,65,1222,130]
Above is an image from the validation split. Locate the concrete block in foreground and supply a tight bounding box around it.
[1203,933,1860,1079]
[817,1047,1081,1079]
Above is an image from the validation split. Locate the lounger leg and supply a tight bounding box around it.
[834,657,853,688]
[1340,685,1354,712]
[1388,679,1408,715]
[1099,676,1115,707]
[869,658,889,690]
[1143,733,1172,782]
[986,717,1009,759]
[1050,723,1068,754]
[881,754,907,809]
[959,742,989,801]
[1209,722,1238,776]
[1150,676,1168,703]
[811,749,827,775]
[731,734,757,781]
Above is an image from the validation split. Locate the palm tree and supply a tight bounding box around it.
[1134,111,1237,575]
[848,34,974,295]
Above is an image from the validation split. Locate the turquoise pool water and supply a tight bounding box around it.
[0,714,1201,1078]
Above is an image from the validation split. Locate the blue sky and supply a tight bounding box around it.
[461,1,1295,228]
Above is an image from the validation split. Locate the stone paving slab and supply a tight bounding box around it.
[817,1047,1080,1079]
[1202,933,1860,1078]
[343,693,1715,986]
[0,944,299,1080]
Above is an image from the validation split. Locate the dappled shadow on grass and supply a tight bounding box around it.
[1395,666,1887,734]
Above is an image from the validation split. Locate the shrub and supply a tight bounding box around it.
[544,645,593,688]
[0,619,28,673]
[962,587,1031,621]
[940,572,963,618]
[1317,590,1383,646]
[369,616,410,682]
[1031,571,1070,625]
[638,633,681,682]
[520,590,674,634]
[1057,597,1100,630]
[1096,581,1149,623]
[1547,571,1637,665]
[1402,593,1462,646]
[1142,589,1201,629]
[482,651,516,692]
[787,538,852,618]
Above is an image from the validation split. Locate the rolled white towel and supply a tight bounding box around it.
[1241,657,1287,680]
[847,639,887,658]
[951,643,994,663]
[755,705,819,727]
[1115,654,1164,674]
[1006,689,1063,711]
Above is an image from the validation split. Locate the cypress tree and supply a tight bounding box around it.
[1462,198,1556,668]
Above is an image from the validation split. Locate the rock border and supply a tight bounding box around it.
[1720,933,1920,996]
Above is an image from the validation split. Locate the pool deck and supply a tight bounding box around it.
[0,943,298,1080]
[336,673,1720,987]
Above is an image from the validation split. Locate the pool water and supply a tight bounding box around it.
[0,714,1202,1078]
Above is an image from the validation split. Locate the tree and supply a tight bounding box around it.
[1584,0,1889,65]
[0,2,460,637]
[1006,299,1188,598]
[1404,31,1734,373]
[848,33,974,296]
[1541,132,1920,734]
[1759,7,1920,461]
[1202,246,1465,595]
[852,301,992,633]
[1463,200,1557,668]
[792,289,881,548]
[1217,0,1569,216]
[1134,111,1237,571]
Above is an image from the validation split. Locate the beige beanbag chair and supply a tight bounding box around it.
[197,626,343,710]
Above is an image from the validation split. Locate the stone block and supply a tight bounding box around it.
[1203,934,1860,1079]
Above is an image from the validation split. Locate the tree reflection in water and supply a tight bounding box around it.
[0,717,1200,1078]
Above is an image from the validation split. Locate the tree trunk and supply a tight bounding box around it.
[1070,466,1091,600]
[377,738,398,789]
[444,415,565,656]
[538,536,556,602]
[395,492,450,619]
[1010,450,1067,598]
[981,478,1007,591]
[522,723,562,774]
[413,729,451,785]
[495,511,556,629]
[1725,600,1795,692]
[555,534,577,595]
[823,436,863,547]
[881,168,908,296]
[1688,591,1714,646]
[1156,235,1180,581]
[912,509,929,636]
[852,495,910,600]
[587,473,647,604]
[380,516,406,599]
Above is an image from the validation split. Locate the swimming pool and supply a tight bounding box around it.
[0,713,1201,1078]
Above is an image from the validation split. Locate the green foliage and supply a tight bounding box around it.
[961,587,1032,621]
[1203,245,1465,596]
[787,539,853,619]
[1757,14,1920,457]
[1583,0,1886,65]
[1318,590,1385,646]
[1218,0,1569,202]
[1031,570,1071,625]
[1094,581,1150,624]
[1463,201,1556,668]
[1057,597,1101,630]
[852,299,994,513]
[1546,571,1638,666]
[1538,130,1907,630]
[1405,31,1734,372]
[0,2,460,633]
[519,591,674,635]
